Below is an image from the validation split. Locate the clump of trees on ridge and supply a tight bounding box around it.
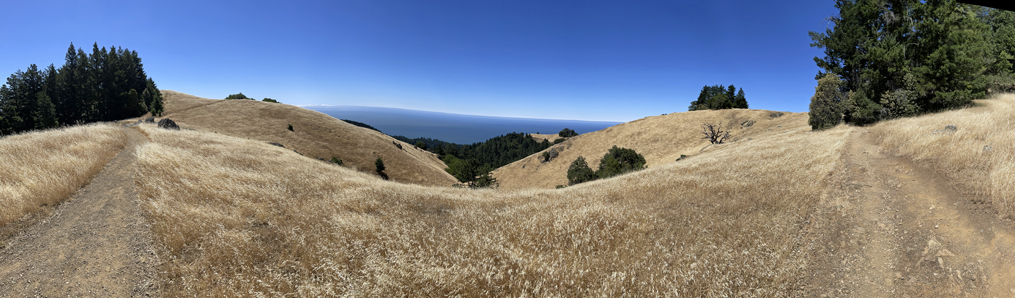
[0,43,163,135]
[688,84,748,111]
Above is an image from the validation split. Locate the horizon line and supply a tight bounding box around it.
[300,104,629,123]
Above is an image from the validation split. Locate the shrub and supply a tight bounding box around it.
[330,157,343,165]
[553,138,565,144]
[596,145,646,179]
[566,156,596,185]
[225,93,250,100]
[375,157,385,174]
[808,73,846,130]
[262,98,279,103]
[558,128,578,138]
[541,147,559,163]
[414,141,427,150]
[287,124,293,131]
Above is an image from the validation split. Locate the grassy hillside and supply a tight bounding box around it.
[0,124,126,228]
[494,109,809,189]
[133,115,849,296]
[871,94,1015,219]
[155,91,457,186]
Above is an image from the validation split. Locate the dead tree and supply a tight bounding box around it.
[701,123,731,144]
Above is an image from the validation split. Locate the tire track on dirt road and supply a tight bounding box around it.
[0,127,157,297]
[804,128,1015,297]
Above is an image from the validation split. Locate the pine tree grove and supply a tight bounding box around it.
[0,43,163,135]
[808,0,1015,126]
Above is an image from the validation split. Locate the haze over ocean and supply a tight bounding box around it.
[310,106,620,144]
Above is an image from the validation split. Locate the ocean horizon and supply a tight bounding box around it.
[308,106,622,144]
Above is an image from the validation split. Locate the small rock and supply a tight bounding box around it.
[157,118,180,130]
[144,117,155,123]
[269,142,285,148]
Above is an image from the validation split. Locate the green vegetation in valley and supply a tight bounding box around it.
[808,0,1015,129]
[0,43,163,135]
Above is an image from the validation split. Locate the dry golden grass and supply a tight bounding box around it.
[871,94,1015,219]
[155,91,457,186]
[0,124,126,227]
[528,133,563,143]
[495,109,810,189]
[134,117,849,296]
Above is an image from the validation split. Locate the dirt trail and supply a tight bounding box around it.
[0,127,157,297]
[804,128,1015,297]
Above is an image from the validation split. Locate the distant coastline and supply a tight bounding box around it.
[308,106,621,144]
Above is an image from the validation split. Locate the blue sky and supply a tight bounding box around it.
[1,0,837,122]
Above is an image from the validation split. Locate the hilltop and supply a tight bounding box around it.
[152,91,457,186]
[3,93,1014,297]
[494,109,809,189]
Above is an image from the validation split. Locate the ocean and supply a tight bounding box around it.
[308,106,621,144]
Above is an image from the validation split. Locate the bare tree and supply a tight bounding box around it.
[701,123,731,144]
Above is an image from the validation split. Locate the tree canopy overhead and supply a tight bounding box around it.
[808,0,1015,126]
[1,43,162,135]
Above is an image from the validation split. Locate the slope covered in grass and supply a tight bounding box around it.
[155,91,457,186]
[493,108,809,189]
[0,124,126,227]
[134,118,849,296]
[871,94,1015,219]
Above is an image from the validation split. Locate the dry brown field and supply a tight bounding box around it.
[494,108,809,189]
[0,124,126,228]
[133,114,849,296]
[150,91,457,186]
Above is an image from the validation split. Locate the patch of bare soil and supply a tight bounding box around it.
[0,127,158,297]
[803,128,1015,297]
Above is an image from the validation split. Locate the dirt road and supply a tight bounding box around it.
[804,128,1015,297]
[0,127,157,297]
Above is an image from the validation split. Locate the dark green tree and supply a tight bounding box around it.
[566,156,597,185]
[558,128,578,138]
[375,157,385,174]
[226,93,249,99]
[596,146,646,179]
[808,73,847,130]
[262,98,278,103]
[810,0,1004,125]
[414,141,428,150]
[689,84,748,110]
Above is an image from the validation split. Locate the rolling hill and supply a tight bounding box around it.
[494,109,810,189]
[153,91,457,186]
[4,92,1014,296]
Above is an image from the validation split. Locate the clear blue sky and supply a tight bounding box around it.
[1,0,837,122]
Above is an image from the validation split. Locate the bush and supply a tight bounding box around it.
[375,157,385,174]
[553,138,565,144]
[262,98,279,103]
[597,145,646,179]
[287,124,293,131]
[415,141,427,150]
[566,156,596,185]
[225,93,250,100]
[808,73,846,130]
[558,128,578,138]
[330,157,343,165]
